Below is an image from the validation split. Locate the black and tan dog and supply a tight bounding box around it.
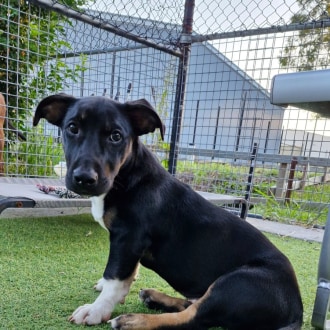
[33,94,303,330]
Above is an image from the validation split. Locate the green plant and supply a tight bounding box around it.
[173,161,329,225]
[252,187,328,226]
[148,58,177,161]
[25,54,88,104]
[279,0,330,71]
[1,1,88,176]
[7,126,63,177]
[0,1,88,132]
[174,161,248,194]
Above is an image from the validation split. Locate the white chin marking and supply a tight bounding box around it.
[90,194,107,230]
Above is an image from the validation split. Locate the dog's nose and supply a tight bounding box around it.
[73,168,98,186]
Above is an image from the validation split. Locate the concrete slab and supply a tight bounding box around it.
[246,217,324,243]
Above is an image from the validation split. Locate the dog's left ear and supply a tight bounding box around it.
[124,99,165,140]
[33,94,77,127]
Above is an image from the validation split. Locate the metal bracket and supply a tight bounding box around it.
[0,196,36,215]
[180,33,192,44]
[312,206,330,329]
[312,283,330,329]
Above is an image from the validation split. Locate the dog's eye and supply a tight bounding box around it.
[109,130,122,143]
[67,123,79,135]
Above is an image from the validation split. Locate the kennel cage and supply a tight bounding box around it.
[0,0,330,226]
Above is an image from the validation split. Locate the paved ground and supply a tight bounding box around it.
[246,217,324,243]
[0,206,324,243]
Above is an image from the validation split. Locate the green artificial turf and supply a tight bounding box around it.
[0,214,320,329]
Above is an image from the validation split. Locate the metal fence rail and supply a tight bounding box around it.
[1,0,330,226]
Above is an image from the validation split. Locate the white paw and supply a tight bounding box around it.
[109,314,145,330]
[109,317,117,328]
[109,316,124,329]
[94,277,105,292]
[69,303,111,325]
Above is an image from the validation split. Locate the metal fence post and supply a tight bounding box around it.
[168,0,195,175]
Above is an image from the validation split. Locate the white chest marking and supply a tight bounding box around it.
[90,194,107,230]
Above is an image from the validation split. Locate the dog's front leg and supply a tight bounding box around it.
[69,278,128,325]
[94,272,138,304]
[69,259,139,325]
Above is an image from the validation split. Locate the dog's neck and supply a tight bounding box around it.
[112,139,163,193]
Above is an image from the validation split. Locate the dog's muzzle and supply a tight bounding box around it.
[69,167,99,194]
[68,166,111,196]
[72,167,98,187]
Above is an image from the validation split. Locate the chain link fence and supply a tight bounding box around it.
[1,0,330,226]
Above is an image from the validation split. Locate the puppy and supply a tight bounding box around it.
[34,94,303,330]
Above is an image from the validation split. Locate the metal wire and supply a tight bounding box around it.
[1,0,330,225]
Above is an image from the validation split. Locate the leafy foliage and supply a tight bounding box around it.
[0,0,88,130]
[279,0,330,71]
[1,1,88,176]
[174,161,329,225]
[6,126,63,177]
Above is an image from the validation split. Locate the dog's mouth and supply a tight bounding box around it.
[67,180,111,197]
[66,168,111,197]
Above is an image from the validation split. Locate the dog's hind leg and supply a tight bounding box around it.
[110,286,213,330]
[110,302,206,330]
[139,289,192,312]
[110,265,303,330]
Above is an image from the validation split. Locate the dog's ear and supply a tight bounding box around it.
[33,94,77,127]
[124,99,165,140]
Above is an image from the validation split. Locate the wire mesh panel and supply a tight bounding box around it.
[1,0,330,226]
[0,2,65,178]
[186,0,330,226]
[0,1,179,178]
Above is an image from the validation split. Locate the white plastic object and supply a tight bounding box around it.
[270,69,330,117]
[54,161,67,177]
